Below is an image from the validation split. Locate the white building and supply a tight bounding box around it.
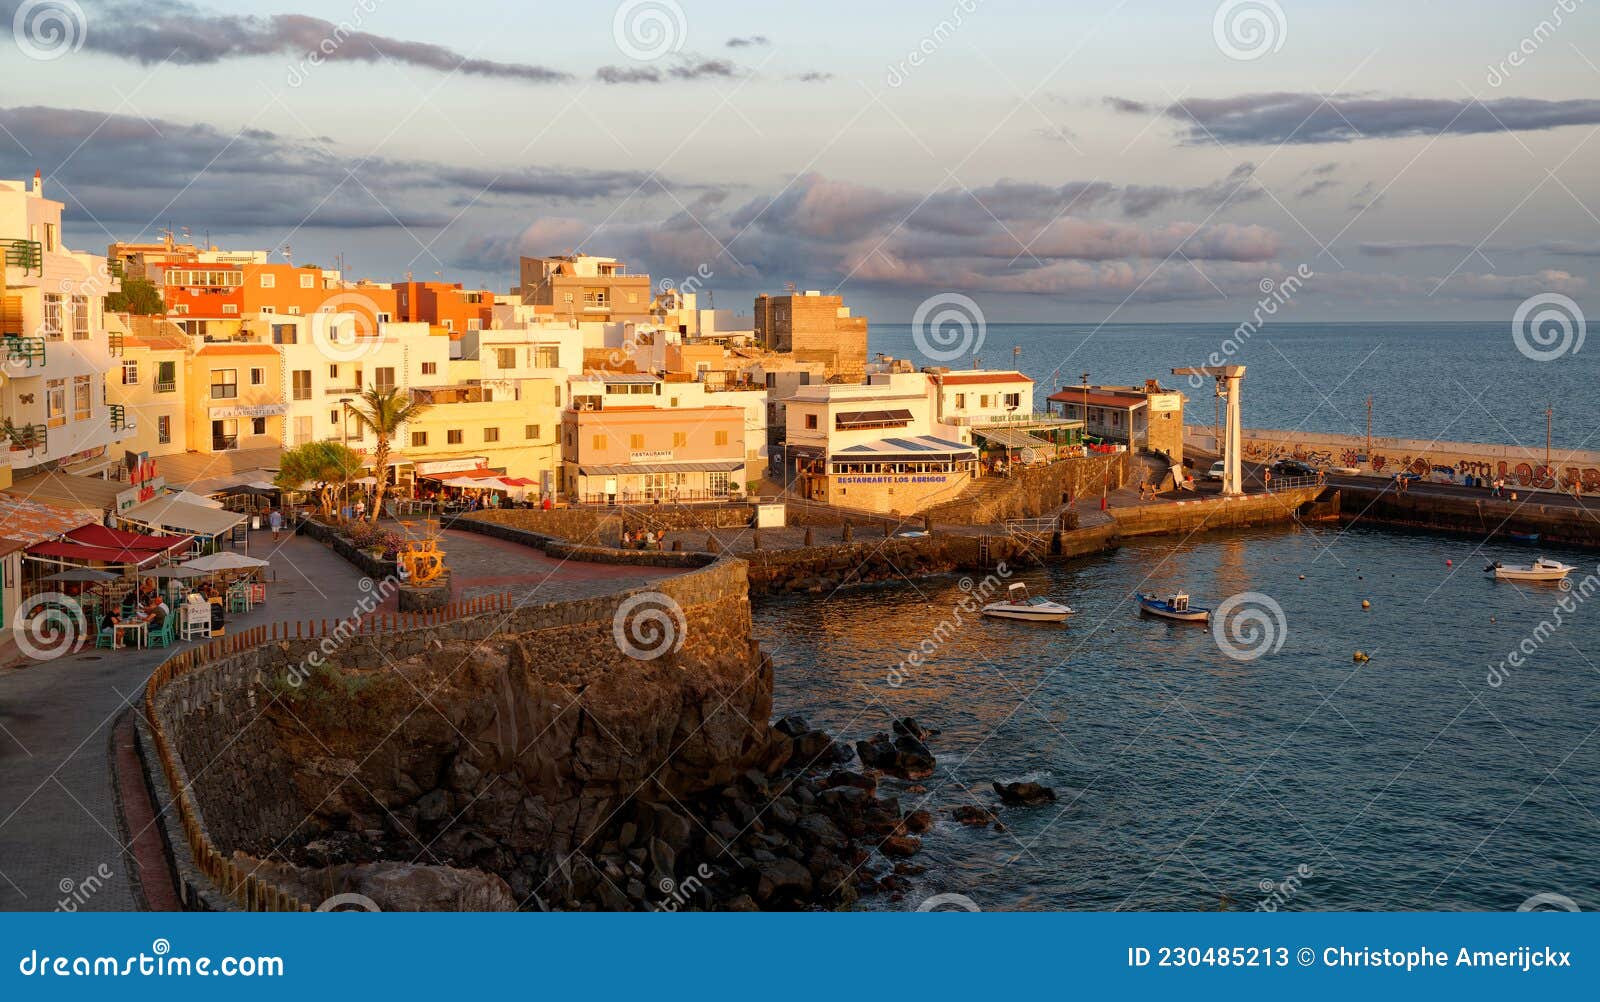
[0,174,138,483]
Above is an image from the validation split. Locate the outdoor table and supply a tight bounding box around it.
[112,621,148,650]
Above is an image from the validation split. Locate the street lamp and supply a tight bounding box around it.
[339,396,353,519]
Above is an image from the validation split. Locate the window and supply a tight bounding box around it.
[708,471,730,494]
[591,434,606,452]
[421,361,437,376]
[374,367,396,393]
[1004,392,1021,409]
[484,427,500,443]
[221,304,239,315]
[467,318,482,331]
[42,294,62,338]
[294,415,312,445]
[209,368,237,399]
[446,429,463,445]
[443,320,454,332]
[714,430,729,447]
[259,273,275,288]
[629,434,645,450]
[252,417,267,435]
[672,431,687,448]
[525,424,539,439]
[156,361,176,392]
[157,416,171,445]
[286,306,300,316]
[122,360,139,385]
[299,273,314,289]
[980,395,992,409]
[411,431,428,447]
[212,419,238,451]
[495,347,516,370]
[329,364,339,379]
[71,295,89,339]
[250,367,265,386]
[954,393,966,409]
[804,414,818,430]
[44,222,57,252]
[45,379,66,427]
[292,370,312,401]
[531,345,559,367]
[73,375,91,420]
[377,312,391,324]
[553,386,562,407]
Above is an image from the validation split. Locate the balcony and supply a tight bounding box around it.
[110,404,133,431]
[2,335,46,368]
[2,239,42,275]
[947,411,1084,429]
[108,330,125,357]
[4,422,47,454]
[154,379,176,394]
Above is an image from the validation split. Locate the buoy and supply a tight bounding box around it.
[1361,599,1371,609]
[1298,575,1305,580]
[1446,559,1452,566]
[1353,651,1370,662]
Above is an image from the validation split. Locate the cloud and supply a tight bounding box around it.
[1107,92,1600,144]
[0,105,666,233]
[725,35,770,48]
[595,58,739,84]
[17,0,573,83]
[792,72,833,83]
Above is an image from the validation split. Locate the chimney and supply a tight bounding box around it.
[32,170,42,195]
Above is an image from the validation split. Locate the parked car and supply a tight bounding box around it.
[1206,460,1226,481]
[1270,458,1318,478]
[1392,470,1423,484]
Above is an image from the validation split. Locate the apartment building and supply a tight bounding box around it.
[753,290,869,381]
[105,314,189,459]
[0,174,138,485]
[781,372,975,514]
[929,369,1084,463]
[393,280,494,336]
[517,254,654,323]
[185,343,285,456]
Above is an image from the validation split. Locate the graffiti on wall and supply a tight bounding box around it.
[1235,434,1600,492]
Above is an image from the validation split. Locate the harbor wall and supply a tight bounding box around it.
[1186,427,1600,495]
[1338,485,1600,549]
[1109,487,1323,537]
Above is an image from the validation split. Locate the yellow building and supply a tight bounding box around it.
[401,376,561,489]
[104,314,190,459]
[185,343,286,456]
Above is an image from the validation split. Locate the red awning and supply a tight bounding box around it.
[419,468,504,481]
[66,524,190,552]
[26,540,167,566]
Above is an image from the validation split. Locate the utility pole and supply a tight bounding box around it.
[1081,372,1090,447]
[1366,395,1373,468]
[1546,404,1553,478]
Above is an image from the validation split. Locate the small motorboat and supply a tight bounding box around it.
[981,582,1074,622]
[1138,592,1211,623]
[1508,531,1541,544]
[1485,557,1575,583]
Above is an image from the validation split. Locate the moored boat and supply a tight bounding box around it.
[981,583,1074,622]
[1485,557,1575,583]
[1137,592,1211,623]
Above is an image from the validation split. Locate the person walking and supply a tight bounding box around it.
[268,506,283,541]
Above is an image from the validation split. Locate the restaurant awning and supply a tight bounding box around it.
[833,435,977,464]
[182,552,269,572]
[66,524,190,553]
[974,428,1052,450]
[121,497,245,537]
[578,460,746,476]
[25,540,167,566]
[835,408,914,430]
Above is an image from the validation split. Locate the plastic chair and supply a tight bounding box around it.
[147,617,175,649]
[228,588,250,614]
[94,625,115,649]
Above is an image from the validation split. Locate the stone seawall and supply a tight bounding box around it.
[1339,485,1600,549]
[927,453,1128,525]
[1109,487,1322,537]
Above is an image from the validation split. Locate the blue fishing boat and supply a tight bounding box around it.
[1137,592,1211,623]
[1508,531,1540,544]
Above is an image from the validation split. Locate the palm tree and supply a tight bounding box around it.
[348,385,430,523]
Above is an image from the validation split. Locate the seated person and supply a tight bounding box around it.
[143,598,170,631]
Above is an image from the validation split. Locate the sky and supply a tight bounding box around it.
[0,0,1596,323]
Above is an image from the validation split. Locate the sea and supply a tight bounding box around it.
[867,322,1597,451]
[755,321,1600,911]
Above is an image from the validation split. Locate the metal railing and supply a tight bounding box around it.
[1265,475,1323,493]
[107,330,125,356]
[2,238,41,274]
[154,379,176,394]
[110,404,132,431]
[3,335,45,367]
[6,422,46,452]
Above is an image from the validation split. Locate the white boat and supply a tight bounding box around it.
[1137,592,1212,623]
[1485,557,1575,583]
[982,583,1074,622]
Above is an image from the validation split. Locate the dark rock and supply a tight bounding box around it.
[902,809,934,834]
[856,732,935,780]
[650,804,694,850]
[823,770,877,793]
[755,858,813,903]
[796,812,848,850]
[447,757,483,793]
[766,796,799,828]
[892,717,939,742]
[793,730,851,766]
[953,805,999,826]
[879,835,922,858]
[648,837,676,877]
[893,862,927,876]
[722,893,760,911]
[992,781,1057,806]
[761,732,794,775]
[415,789,450,824]
[774,715,811,738]
[818,786,871,814]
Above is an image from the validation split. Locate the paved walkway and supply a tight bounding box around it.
[383,528,675,608]
[0,533,367,911]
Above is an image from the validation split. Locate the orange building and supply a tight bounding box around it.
[238,264,396,334]
[393,281,493,336]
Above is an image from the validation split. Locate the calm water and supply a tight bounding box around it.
[869,322,1597,451]
[756,523,1600,911]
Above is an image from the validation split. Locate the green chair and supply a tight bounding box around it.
[147,617,176,649]
[94,624,115,649]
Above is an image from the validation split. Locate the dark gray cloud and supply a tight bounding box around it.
[596,58,739,84]
[725,36,770,48]
[1107,92,1600,144]
[0,105,664,234]
[10,0,573,83]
